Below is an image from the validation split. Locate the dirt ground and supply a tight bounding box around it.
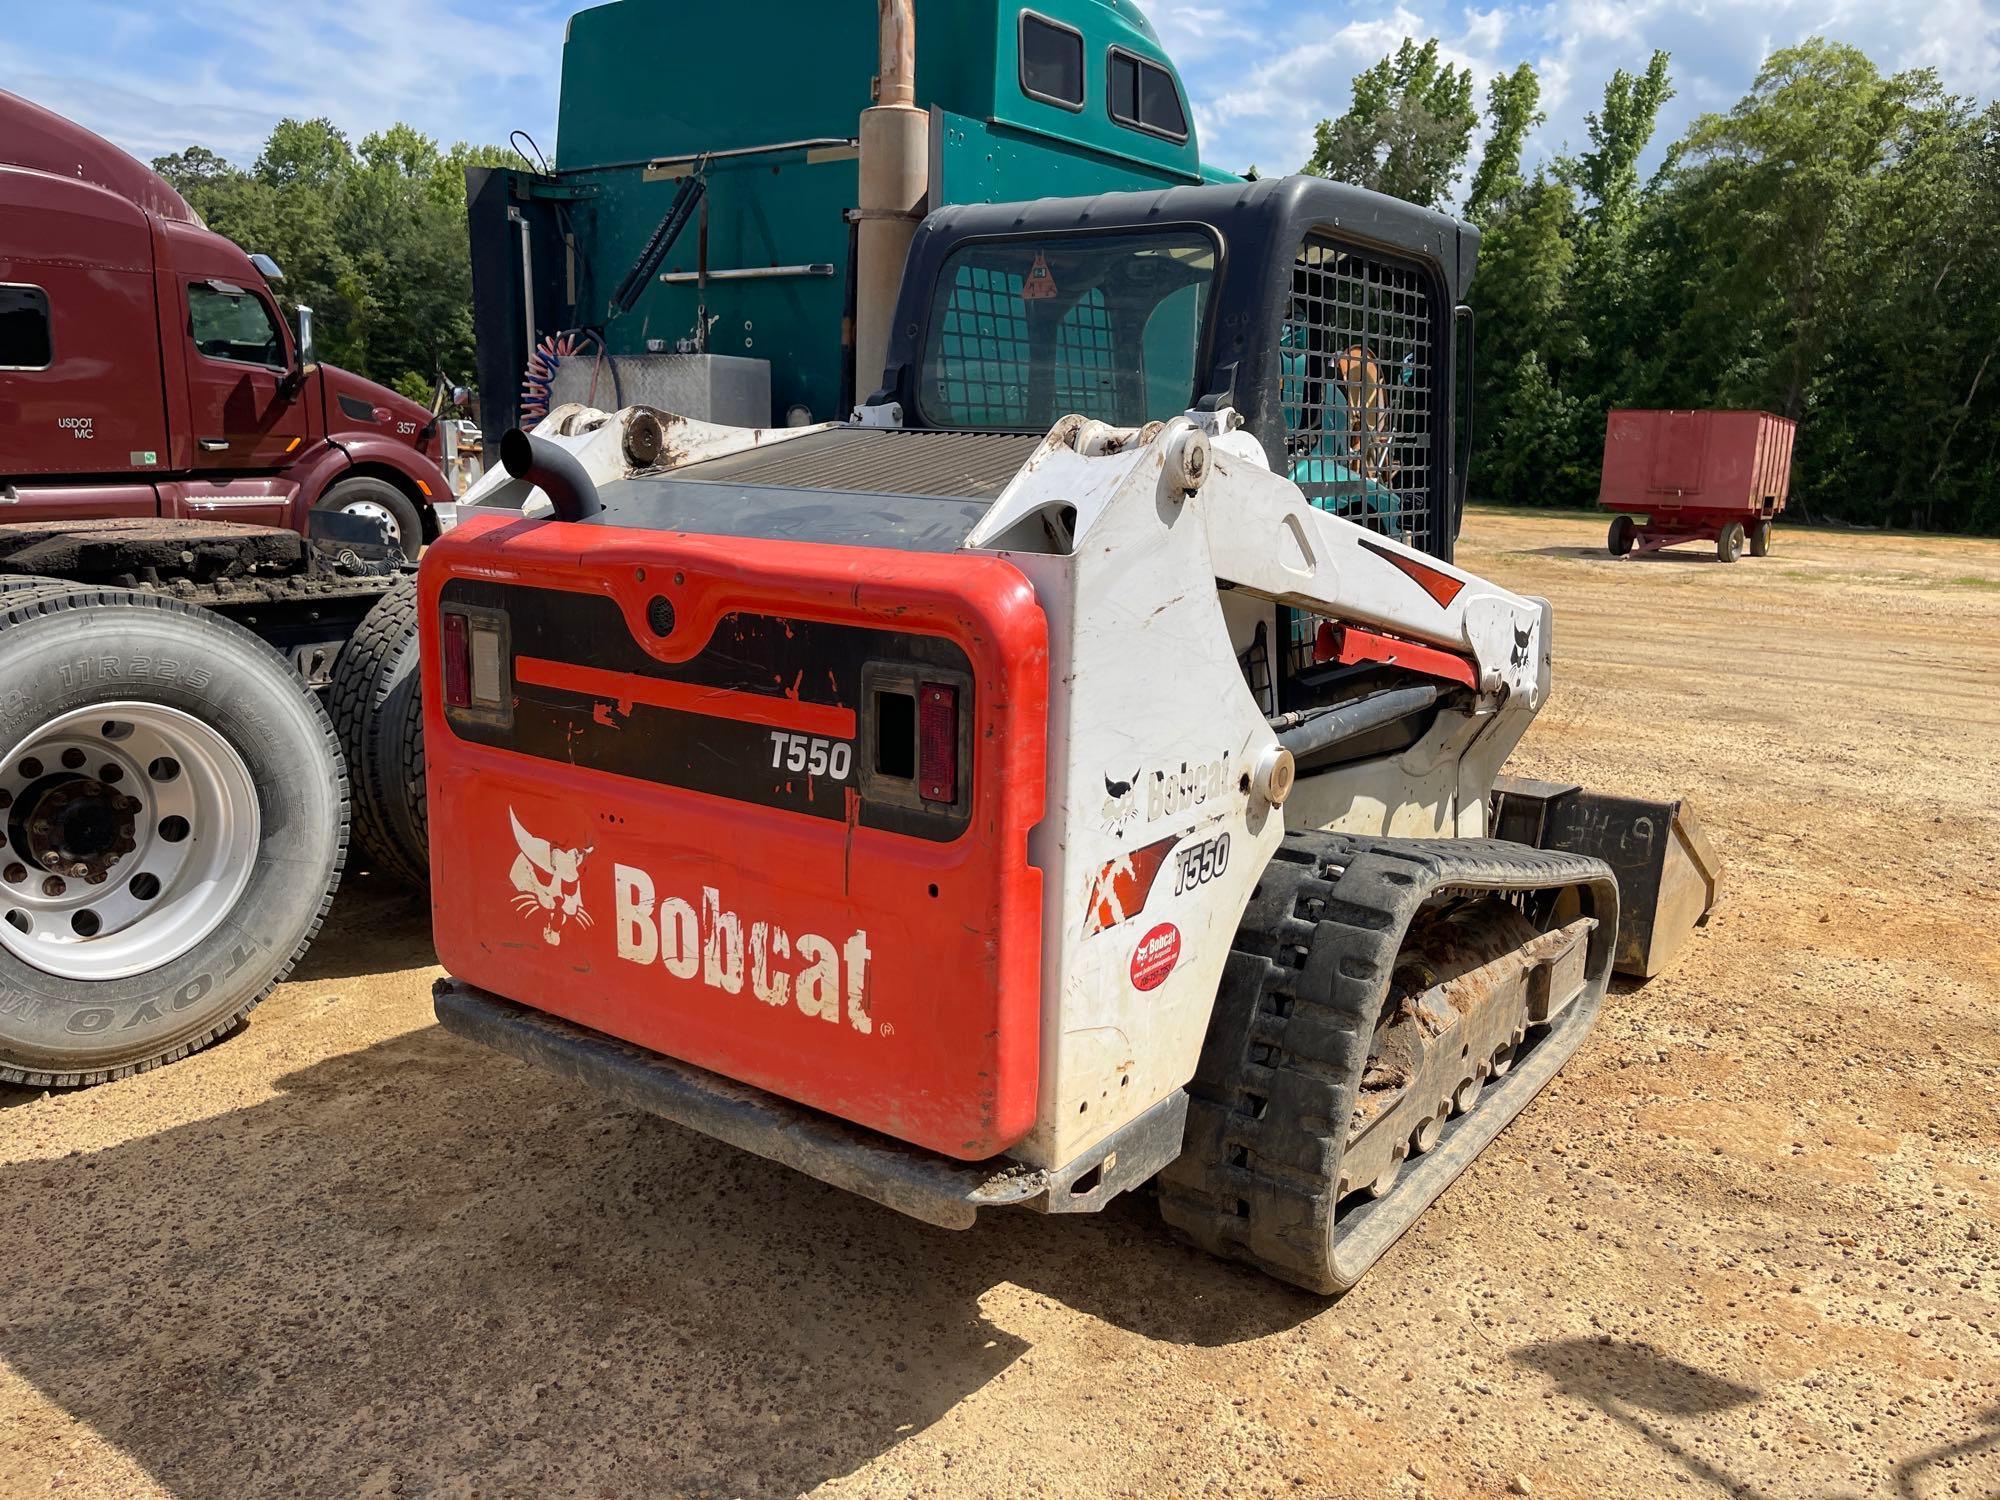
[2,508,1996,1500]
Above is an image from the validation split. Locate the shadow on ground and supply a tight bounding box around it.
[286,870,436,982]
[1893,1404,2000,1499]
[1514,1338,1769,1497]
[1516,545,1724,564]
[1,887,1320,1496]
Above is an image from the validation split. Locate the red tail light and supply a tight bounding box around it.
[441,610,471,707]
[918,681,958,803]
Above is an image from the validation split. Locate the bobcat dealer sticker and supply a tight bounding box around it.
[1130,922,1182,991]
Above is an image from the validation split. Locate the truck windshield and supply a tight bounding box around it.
[916,230,1216,431]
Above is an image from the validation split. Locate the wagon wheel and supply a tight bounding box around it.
[1717,523,1746,563]
[1608,515,1636,557]
[1750,520,1773,557]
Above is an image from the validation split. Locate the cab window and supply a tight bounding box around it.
[188,282,285,368]
[0,285,52,370]
[918,229,1217,430]
[1108,49,1189,141]
[1020,12,1084,110]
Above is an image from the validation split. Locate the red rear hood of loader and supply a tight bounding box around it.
[420,510,1049,1158]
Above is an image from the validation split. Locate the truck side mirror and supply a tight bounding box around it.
[281,305,318,401]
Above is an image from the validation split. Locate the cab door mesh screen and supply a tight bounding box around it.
[1053,287,1114,416]
[932,267,1117,428]
[934,264,1031,426]
[1281,236,1440,556]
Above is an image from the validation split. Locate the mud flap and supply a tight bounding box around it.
[1490,776,1720,978]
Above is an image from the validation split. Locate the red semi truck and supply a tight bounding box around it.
[1,91,447,553]
[0,94,430,1088]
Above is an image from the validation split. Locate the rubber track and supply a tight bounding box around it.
[0,585,349,1088]
[327,575,426,887]
[1156,830,1618,1294]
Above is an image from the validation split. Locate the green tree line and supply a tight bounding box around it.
[1308,37,2000,534]
[153,121,512,405]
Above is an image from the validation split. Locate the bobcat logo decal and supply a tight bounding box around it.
[1510,623,1534,672]
[1101,769,1140,831]
[508,808,593,946]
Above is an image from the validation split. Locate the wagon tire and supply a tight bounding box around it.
[314,475,423,556]
[1717,523,1745,563]
[1749,521,1773,557]
[328,574,427,887]
[0,587,347,1087]
[1607,515,1636,556]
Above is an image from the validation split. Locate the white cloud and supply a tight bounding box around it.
[7,0,567,164]
[1182,4,1515,178]
[13,0,1999,200]
[1463,7,1511,55]
[1176,0,1999,185]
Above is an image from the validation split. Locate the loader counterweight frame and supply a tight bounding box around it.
[421,512,1051,1159]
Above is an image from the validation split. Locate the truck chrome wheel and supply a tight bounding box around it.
[336,496,402,547]
[0,702,259,981]
[316,476,425,558]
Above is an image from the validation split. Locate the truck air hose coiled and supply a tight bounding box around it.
[518,328,618,423]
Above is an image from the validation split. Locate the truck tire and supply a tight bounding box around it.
[315,475,424,556]
[0,587,347,1087]
[328,574,427,887]
[1607,515,1636,556]
[1749,520,1773,557]
[1717,522,1745,563]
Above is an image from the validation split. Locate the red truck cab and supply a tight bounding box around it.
[0,91,447,551]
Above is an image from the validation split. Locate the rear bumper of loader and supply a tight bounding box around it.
[433,979,1187,1229]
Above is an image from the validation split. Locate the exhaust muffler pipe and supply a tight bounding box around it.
[852,0,927,404]
[499,429,601,522]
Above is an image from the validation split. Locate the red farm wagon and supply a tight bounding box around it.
[1598,409,1797,562]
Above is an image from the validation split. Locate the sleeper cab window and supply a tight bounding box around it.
[1108,48,1189,141]
[0,285,53,370]
[1020,11,1085,110]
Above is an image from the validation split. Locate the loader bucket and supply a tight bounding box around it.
[1490,776,1721,979]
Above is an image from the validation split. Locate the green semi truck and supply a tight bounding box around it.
[469,1,1229,437]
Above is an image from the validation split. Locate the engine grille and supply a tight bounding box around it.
[1281,236,1441,556]
[670,428,1042,500]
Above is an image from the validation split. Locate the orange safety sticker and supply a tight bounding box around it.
[1021,251,1059,300]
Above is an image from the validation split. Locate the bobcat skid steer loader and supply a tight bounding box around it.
[423,178,1621,1294]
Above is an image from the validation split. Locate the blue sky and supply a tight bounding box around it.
[5,0,1997,192]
